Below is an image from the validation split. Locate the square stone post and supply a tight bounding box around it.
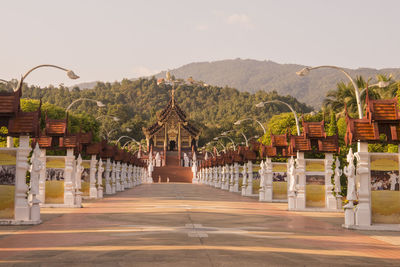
[287,156,296,210]
[233,162,239,192]
[325,153,337,209]
[14,136,31,221]
[7,136,14,148]
[121,163,127,191]
[229,165,234,192]
[64,149,75,206]
[116,161,122,191]
[74,154,83,208]
[28,143,43,222]
[295,152,306,210]
[221,166,226,189]
[111,161,117,194]
[241,163,247,196]
[105,158,112,194]
[38,148,46,204]
[245,161,254,196]
[127,164,132,188]
[216,166,222,188]
[89,154,98,198]
[355,142,371,226]
[97,159,104,198]
[133,166,138,186]
[213,167,218,187]
[265,159,273,201]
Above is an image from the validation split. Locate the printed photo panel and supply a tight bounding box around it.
[305,159,325,208]
[0,149,16,219]
[272,163,287,200]
[370,154,400,224]
[45,156,65,204]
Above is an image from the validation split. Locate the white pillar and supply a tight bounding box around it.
[37,148,46,204]
[89,154,98,198]
[295,152,306,210]
[241,163,247,196]
[355,142,371,226]
[28,143,43,222]
[6,136,13,148]
[116,161,122,191]
[121,163,127,191]
[325,153,337,209]
[132,166,137,186]
[233,162,239,192]
[105,158,112,194]
[74,154,83,207]
[14,136,31,220]
[229,165,234,192]
[64,149,75,206]
[287,156,297,211]
[111,161,116,194]
[213,167,218,187]
[97,159,104,198]
[127,164,132,188]
[246,161,254,196]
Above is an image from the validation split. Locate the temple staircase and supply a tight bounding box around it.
[152,151,193,183]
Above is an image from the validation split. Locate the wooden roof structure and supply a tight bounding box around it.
[0,87,41,137]
[288,120,339,154]
[143,92,200,139]
[345,94,400,145]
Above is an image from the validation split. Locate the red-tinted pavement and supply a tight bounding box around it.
[1,183,400,266]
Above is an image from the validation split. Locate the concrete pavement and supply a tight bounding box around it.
[1,183,400,266]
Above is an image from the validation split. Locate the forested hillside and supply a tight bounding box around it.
[19,77,313,145]
[154,59,400,107]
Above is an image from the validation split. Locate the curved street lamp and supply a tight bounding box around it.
[214,136,236,151]
[66,98,105,112]
[7,64,79,92]
[222,130,251,147]
[296,65,363,119]
[115,135,140,145]
[256,100,301,136]
[234,118,266,135]
[96,115,120,122]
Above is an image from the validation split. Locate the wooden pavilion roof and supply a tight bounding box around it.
[143,94,200,138]
[345,95,400,145]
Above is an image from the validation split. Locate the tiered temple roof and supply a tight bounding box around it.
[143,92,200,138]
[345,94,400,145]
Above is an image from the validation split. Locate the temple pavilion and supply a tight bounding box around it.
[143,89,200,166]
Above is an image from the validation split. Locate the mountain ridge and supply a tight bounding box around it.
[72,59,400,108]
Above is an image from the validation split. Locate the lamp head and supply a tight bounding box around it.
[234,120,242,125]
[126,128,132,132]
[213,137,218,141]
[296,67,310,77]
[66,70,80,79]
[378,81,390,88]
[96,101,105,107]
[255,102,265,108]
[113,117,120,122]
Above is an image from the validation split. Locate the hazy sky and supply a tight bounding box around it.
[1,0,399,87]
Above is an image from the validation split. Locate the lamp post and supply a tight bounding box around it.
[115,135,140,145]
[96,115,120,122]
[6,64,79,92]
[214,136,236,151]
[66,98,105,112]
[207,140,226,154]
[296,65,363,119]
[234,118,266,135]
[222,130,251,147]
[256,100,301,136]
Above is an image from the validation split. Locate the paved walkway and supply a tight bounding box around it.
[1,184,400,266]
